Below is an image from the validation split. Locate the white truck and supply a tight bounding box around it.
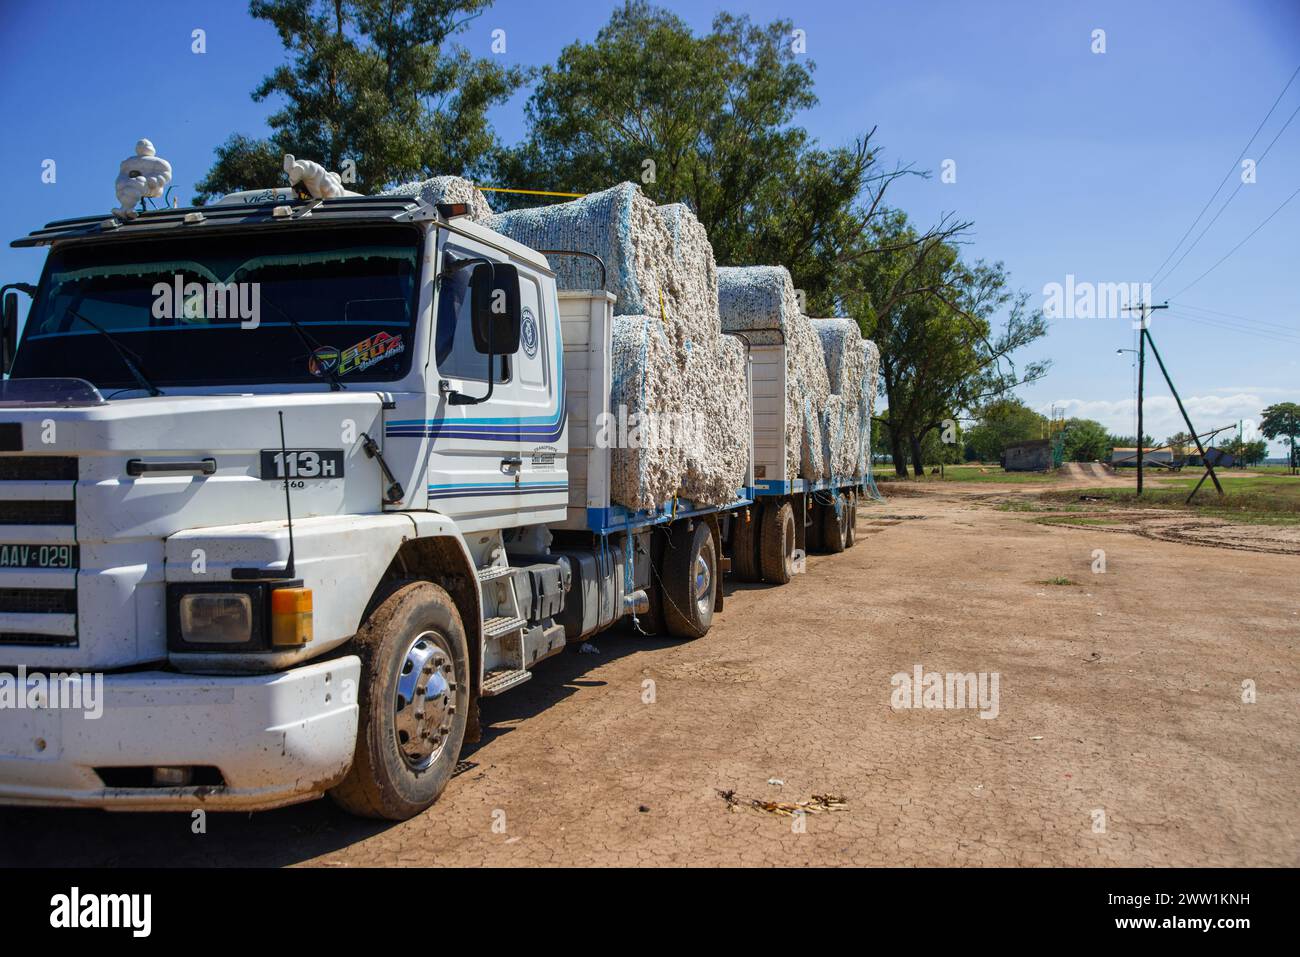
[0,189,867,819]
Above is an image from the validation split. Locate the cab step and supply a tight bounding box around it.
[481,668,532,697]
[476,564,516,583]
[483,615,527,639]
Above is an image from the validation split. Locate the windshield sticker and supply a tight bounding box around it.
[309,346,341,378]
[309,331,405,378]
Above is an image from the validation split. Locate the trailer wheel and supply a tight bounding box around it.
[844,489,858,548]
[759,500,797,584]
[329,580,470,820]
[730,504,762,582]
[820,491,849,554]
[662,521,717,638]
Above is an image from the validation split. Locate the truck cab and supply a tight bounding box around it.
[0,193,572,817]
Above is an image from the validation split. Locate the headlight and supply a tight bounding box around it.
[179,593,253,644]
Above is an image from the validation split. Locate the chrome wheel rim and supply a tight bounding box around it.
[694,539,715,617]
[393,631,456,772]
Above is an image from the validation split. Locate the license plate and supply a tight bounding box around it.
[259,449,345,480]
[0,543,78,569]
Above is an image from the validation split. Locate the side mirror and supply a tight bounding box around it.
[2,292,17,375]
[470,262,521,355]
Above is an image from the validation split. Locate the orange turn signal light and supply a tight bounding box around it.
[270,586,313,647]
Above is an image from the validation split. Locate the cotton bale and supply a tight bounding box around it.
[717,265,830,479]
[607,315,689,511]
[381,176,493,220]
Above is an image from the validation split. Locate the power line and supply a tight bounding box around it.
[1170,300,1299,334]
[1167,186,1300,299]
[1152,98,1300,291]
[1147,63,1300,286]
[1174,311,1300,345]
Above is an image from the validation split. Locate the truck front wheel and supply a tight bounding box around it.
[330,580,471,820]
[662,520,717,639]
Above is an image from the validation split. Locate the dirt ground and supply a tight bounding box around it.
[3,478,1297,867]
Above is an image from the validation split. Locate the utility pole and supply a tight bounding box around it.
[1122,302,1167,496]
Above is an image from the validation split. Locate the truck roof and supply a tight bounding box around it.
[10,195,554,273]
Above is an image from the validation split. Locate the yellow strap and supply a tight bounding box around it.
[476,186,586,198]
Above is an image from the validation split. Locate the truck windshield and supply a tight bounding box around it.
[11,223,422,390]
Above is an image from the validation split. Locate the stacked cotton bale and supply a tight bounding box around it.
[717,266,830,480]
[489,185,749,509]
[811,318,868,480]
[658,202,747,505]
[382,176,494,220]
[609,317,688,510]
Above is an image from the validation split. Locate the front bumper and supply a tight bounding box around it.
[0,656,360,812]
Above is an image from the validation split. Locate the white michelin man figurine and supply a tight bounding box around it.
[113,139,172,220]
[283,153,348,199]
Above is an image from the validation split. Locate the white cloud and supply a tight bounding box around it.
[1043,393,1281,450]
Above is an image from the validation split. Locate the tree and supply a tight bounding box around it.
[495,1,912,304]
[842,210,1049,475]
[963,399,1047,463]
[1260,402,1300,474]
[1063,418,1111,462]
[194,0,523,202]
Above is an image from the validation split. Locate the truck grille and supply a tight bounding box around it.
[0,456,78,481]
[0,588,77,614]
[0,454,78,647]
[0,500,76,525]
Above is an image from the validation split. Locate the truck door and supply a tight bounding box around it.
[424,233,566,529]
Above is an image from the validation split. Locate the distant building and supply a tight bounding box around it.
[1110,447,1174,468]
[1003,438,1053,471]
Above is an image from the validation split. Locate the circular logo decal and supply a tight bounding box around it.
[521,308,539,359]
[309,345,340,377]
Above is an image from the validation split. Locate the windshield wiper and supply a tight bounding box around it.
[256,292,346,391]
[67,309,162,397]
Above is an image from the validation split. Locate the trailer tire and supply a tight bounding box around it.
[730,504,762,582]
[759,500,797,584]
[820,491,849,554]
[329,580,470,821]
[661,521,717,639]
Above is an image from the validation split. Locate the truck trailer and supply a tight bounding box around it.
[0,186,873,820]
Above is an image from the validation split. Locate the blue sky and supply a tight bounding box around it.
[1,0,1297,451]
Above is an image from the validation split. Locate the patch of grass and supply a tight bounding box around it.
[877,465,1061,484]
[1038,576,1080,586]
[1035,515,1122,527]
[996,500,1083,513]
[1040,482,1300,525]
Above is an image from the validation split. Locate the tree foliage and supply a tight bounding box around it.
[841,211,1049,475]
[1062,418,1111,462]
[962,398,1047,464]
[195,0,524,202]
[495,1,905,305]
[1260,401,1300,472]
